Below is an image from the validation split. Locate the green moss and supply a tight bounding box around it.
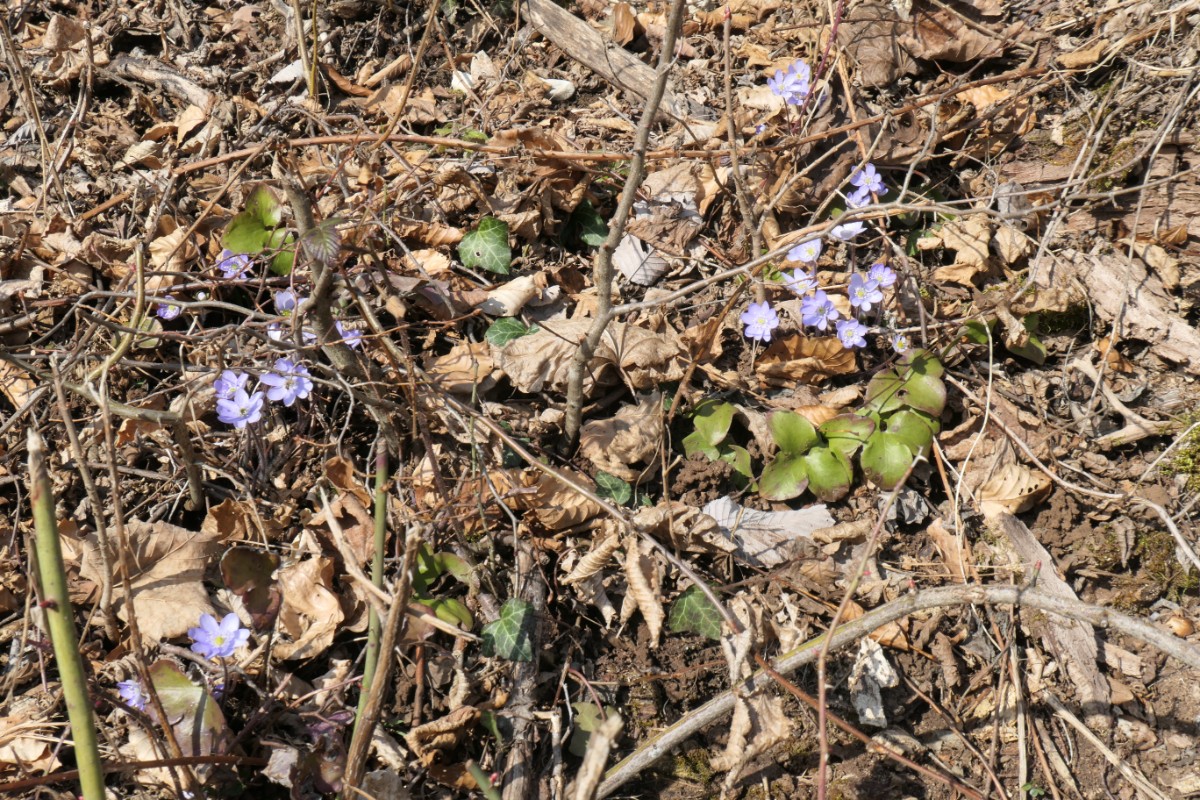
[668,747,714,782]
[1138,528,1200,602]
[1164,416,1200,493]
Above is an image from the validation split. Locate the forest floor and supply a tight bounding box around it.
[2,0,1200,798]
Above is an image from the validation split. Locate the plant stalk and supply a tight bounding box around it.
[354,449,388,724]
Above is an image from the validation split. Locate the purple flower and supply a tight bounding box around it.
[851,163,886,195]
[891,332,910,353]
[846,186,872,209]
[213,369,250,401]
[216,388,265,429]
[117,679,148,712]
[767,60,811,105]
[868,263,897,288]
[784,269,817,296]
[274,289,299,314]
[848,273,884,313]
[830,220,866,241]
[267,323,318,345]
[800,290,840,331]
[336,321,363,349]
[740,301,780,342]
[260,358,313,407]
[216,249,252,280]
[837,319,868,349]
[156,297,182,321]
[188,612,250,660]
[755,123,767,135]
[787,238,822,264]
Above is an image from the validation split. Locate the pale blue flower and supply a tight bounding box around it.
[156,297,182,321]
[787,238,822,264]
[830,220,866,241]
[850,163,885,195]
[216,249,252,280]
[188,612,250,660]
[740,301,780,342]
[846,186,872,209]
[767,60,811,105]
[801,290,840,331]
[784,268,818,296]
[868,263,897,288]
[117,679,148,712]
[837,319,868,349]
[336,321,363,349]
[214,370,250,401]
[260,358,313,407]
[274,289,301,314]
[848,273,884,313]
[216,388,265,429]
[891,332,910,353]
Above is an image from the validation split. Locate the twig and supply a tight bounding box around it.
[547,0,686,445]
[595,583,1200,798]
[355,449,388,725]
[372,0,443,150]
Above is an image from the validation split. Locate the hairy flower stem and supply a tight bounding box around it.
[354,450,388,725]
[27,431,106,800]
[562,0,689,447]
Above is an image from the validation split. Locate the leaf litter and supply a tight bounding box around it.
[1,0,1200,798]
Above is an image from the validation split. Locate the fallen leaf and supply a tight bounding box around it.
[1057,38,1109,69]
[623,536,664,647]
[925,214,995,286]
[978,463,1052,518]
[901,4,1004,62]
[425,341,498,395]
[579,393,663,482]
[701,496,835,567]
[274,557,344,660]
[755,335,857,386]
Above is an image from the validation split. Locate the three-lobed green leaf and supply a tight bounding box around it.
[481,599,534,662]
[667,584,723,641]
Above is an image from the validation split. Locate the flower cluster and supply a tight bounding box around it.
[214,355,313,428]
[846,162,887,209]
[768,60,811,106]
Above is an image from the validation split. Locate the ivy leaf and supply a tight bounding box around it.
[485,317,535,347]
[768,411,819,455]
[482,599,534,662]
[758,454,809,501]
[570,200,608,247]
[595,470,632,506]
[861,431,917,489]
[667,584,723,641]
[459,217,512,275]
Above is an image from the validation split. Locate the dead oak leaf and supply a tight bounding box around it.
[274,557,344,661]
[755,335,856,386]
[900,4,1004,62]
[579,393,663,482]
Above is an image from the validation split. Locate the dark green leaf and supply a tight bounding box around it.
[768,411,819,455]
[860,431,917,489]
[459,217,512,275]
[485,317,534,346]
[571,200,608,247]
[759,454,809,500]
[595,471,632,506]
[667,584,723,641]
[482,599,534,662]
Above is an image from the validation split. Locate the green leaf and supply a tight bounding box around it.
[886,409,938,456]
[459,217,512,275]
[960,319,994,345]
[245,186,283,228]
[223,211,270,255]
[267,229,296,276]
[485,317,535,346]
[800,447,853,502]
[571,200,608,247]
[683,399,736,458]
[482,599,534,662]
[148,660,227,756]
[569,702,620,756]
[759,454,809,501]
[427,597,474,629]
[860,431,917,489]
[412,544,442,596]
[900,348,945,379]
[431,551,472,584]
[133,316,163,349]
[819,414,875,457]
[667,584,723,641]
[1006,315,1047,364]
[863,371,907,416]
[595,471,632,506]
[720,444,754,483]
[897,369,947,417]
[768,411,819,455]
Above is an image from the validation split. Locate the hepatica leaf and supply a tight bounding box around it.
[482,599,534,662]
[459,217,512,275]
[668,584,723,641]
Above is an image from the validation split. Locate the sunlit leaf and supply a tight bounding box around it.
[768,411,819,455]
[682,399,735,459]
[819,414,875,457]
[667,584,723,641]
[459,217,512,275]
[886,409,938,456]
[800,446,853,502]
[759,454,809,500]
[485,317,534,347]
[595,470,632,505]
[481,599,534,662]
[861,431,917,489]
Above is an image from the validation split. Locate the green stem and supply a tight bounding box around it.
[27,430,106,800]
[467,761,501,800]
[354,451,387,723]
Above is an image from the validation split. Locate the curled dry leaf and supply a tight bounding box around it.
[978,462,1052,518]
[579,392,663,482]
[623,536,664,648]
[613,233,671,286]
[632,501,729,555]
[510,468,605,531]
[702,496,835,568]
[923,214,995,286]
[842,599,910,650]
[755,335,857,386]
[710,694,792,778]
[562,528,622,585]
[478,273,546,316]
[848,637,899,728]
[407,706,482,790]
[425,341,498,395]
[274,556,344,660]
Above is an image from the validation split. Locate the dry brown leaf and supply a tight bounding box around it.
[993,223,1030,265]
[146,225,197,292]
[755,335,856,386]
[425,341,498,395]
[274,557,344,660]
[925,517,974,582]
[978,463,1052,518]
[613,234,671,286]
[78,519,226,644]
[710,694,792,776]
[407,706,481,790]
[1122,239,1181,291]
[623,536,663,648]
[839,1,919,88]
[509,469,605,530]
[843,599,910,650]
[900,4,1003,61]
[579,393,663,482]
[1057,38,1109,69]
[924,214,994,286]
[562,529,622,585]
[632,501,729,555]
[0,360,38,409]
[792,405,840,427]
[1095,338,1135,374]
[611,2,638,45]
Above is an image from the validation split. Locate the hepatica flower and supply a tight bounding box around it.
[891,332,911,353]
[216,388,265,429]
[846,186,872,209]
[787,238,822,264]
[848,273,884,313]
[784,268,818,297]
[741,301,780,342]
[260,358,313,407]
[189,612,250,660]
[213,369,250,401]
[830,220,866,241]
[156,297,182,321]
[216,249,252,280]
[274,289,299,314]
[801,290,840,331]
[117,679,149,712]
[851,162,886,195]
[837,319,868,349]
[767,60,811,105]
[336,321,363,349]
[868,262,897,288]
